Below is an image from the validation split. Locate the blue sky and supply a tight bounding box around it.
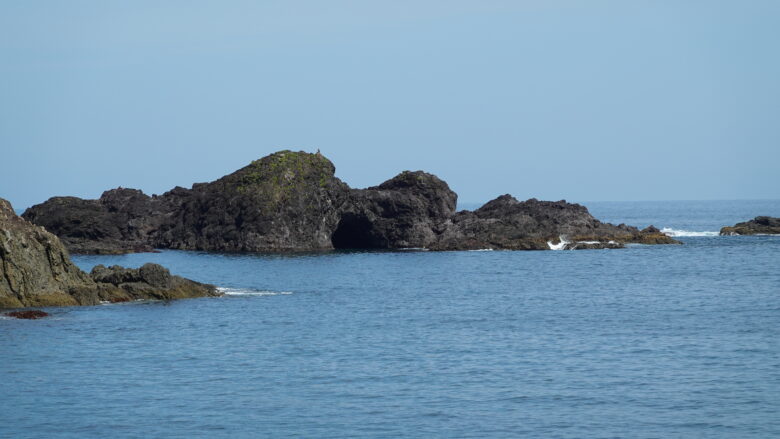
[1,1,778,209]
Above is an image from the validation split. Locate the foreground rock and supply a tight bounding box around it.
[1,198,219,309]
[23,150,680,253]
[720,216,780,236]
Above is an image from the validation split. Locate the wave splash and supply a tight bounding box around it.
[547,236,570,250]
[660,228,719,237]
[217,287,293,297]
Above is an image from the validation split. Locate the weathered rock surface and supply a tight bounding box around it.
[1,198,94,308]
[22,150,680,253]
[1,198,219,309]
[720,216,780,235]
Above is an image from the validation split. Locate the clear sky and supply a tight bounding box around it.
[1,1,778,210]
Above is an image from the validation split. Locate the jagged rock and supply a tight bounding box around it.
[1,198,220,309]
[21,188,167,254]
[720,216,780,235]
[22,150,681,253]
[431,196,678,250]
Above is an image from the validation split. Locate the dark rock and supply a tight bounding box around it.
[337,171,457,248]
[21,150,681,253]
[1,197,221,309]
[21,188,168,254]
[431,197,678,250]
[153,150,351,251]
[720,216,780,235]
[6,310,50,319]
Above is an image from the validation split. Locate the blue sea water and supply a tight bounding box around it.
[2,200,779,438]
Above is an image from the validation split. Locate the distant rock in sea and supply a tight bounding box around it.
[720,216,780,235]
[0,197,219,309]
[22,150,679,253]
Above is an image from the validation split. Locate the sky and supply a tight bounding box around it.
[1,0,778,210]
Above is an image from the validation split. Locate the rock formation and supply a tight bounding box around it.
[22,150,679,253]
[720,216,780,235]
[1,197,219,309]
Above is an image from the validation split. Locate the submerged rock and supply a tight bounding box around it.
[720,216,780,235]
[1,198,219,309]
[22,150,680,253]
[6,310,50,319]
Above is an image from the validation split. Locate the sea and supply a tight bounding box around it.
[2,200,779,438]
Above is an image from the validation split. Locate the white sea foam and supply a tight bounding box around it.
[547,236,570,250]
[468,248,494,252]
[577,241,601,245]
[660,227,719,237]
[218,287,293,297]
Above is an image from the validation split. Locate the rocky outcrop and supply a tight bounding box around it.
[1,197,219,309]
[720,216,780,235]
[20,188,171,254]
[89,263,218,303]
[23,150,680,253]
[431,196,677,250]
[154,151,351,251]
[334,171,457,249]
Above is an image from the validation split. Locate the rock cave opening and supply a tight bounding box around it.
[331,213,384,249]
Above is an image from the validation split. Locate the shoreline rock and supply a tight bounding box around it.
[1,197,220,309]
[720,216,780,235]
[22,150,681,253]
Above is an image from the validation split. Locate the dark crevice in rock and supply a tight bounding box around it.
[331,213,385,249]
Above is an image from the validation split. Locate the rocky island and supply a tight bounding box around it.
[720,216,780,235]
[1,197,219,310]
[22,150,678,253]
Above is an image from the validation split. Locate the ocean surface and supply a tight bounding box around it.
[2,200,779,438]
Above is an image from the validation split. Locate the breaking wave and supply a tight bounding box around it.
[218,287,293,297]
[547,236,570,250]
[660,228,719,237]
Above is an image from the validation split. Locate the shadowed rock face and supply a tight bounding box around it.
[22,150,679,253]
[21,188,171,254]
[1,198,219,309]
[720,216,780,235]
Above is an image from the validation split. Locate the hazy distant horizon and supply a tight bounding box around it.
[2,1,779,209]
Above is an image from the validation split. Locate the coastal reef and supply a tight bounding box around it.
[23,150,678,253]
[1,198,219,309]
[720,216,780,235]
